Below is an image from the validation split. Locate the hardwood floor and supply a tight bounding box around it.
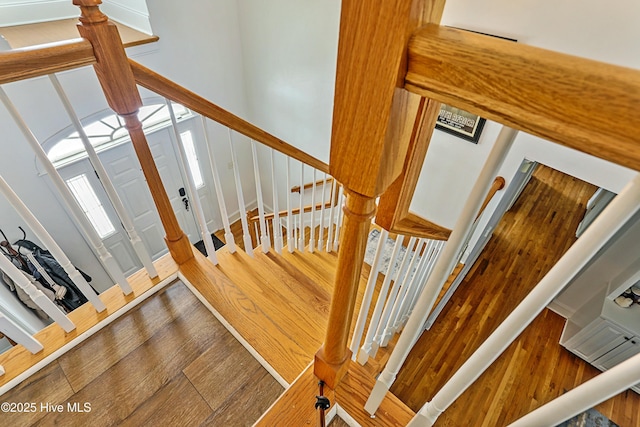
[0,281,283,427]
[5,165,638,426]
[391,165,640,426]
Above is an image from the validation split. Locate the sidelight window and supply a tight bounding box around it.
[65,174,116,238]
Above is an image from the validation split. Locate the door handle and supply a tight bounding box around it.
[178,187,189,211]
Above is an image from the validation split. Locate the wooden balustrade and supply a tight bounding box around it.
[72,0,193,264]
[128,60,329,174]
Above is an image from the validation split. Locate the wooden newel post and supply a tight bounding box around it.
[315,0,447,390]
[72,0,194,264]
[315,191,376,388]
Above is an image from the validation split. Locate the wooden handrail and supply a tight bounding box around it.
[248,201,335,224]
[291,177,334,193]
[477,176,505,221]
[128,60,330,174]
[0,39,96,85]
[376,97,452,241]
[406,24,640,172]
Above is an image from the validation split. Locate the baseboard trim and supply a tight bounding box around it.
[178,271,290,390]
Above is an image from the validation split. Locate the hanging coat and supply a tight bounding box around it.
[14,239,93,312]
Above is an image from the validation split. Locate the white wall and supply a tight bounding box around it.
[0,1,150,30]
[234,0,640,227]
[234,0,640,317]
[552,210,640,319]
[0,0,253,333]
[236,0,340,163]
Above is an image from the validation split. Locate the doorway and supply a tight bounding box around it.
[55,115,221,275]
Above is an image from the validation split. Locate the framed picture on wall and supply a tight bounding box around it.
[435,105,486,144]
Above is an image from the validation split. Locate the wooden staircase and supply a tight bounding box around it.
[181,242,415,425]
[0,238,413,425]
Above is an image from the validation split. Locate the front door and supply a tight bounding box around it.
[58,118,220,274]
[98,126,201,259]
[58,159,142,276]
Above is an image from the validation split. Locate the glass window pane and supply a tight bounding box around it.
[48,103,193,166]
[180,130,204,188]
[66,174,116,239]
[48,139,85,164]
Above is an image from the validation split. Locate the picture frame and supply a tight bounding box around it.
[435,105,486,144]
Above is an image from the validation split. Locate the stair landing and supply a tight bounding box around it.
[181,247,340,384]
[180,245,415,425]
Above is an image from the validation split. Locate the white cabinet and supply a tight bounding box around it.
[559,264,640,394]
[594,337,640,371]
[562,317,640,394]
[562,318,631,363]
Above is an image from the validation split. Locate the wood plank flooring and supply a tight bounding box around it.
[5,165,637,426]
[0,281,283,427]
[0,253,179,390]
[391,165,640,426]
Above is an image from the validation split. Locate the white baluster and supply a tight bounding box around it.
[270,149,283,253]
[357,236,404,365]
[50,74,158,278]
[350,228,388,360]
[251,141,270,253]
[366,127,518,415]
[0,312,43,354]
[418,241,449,330]
[227,129,254,256]
[201,117,236,253]
[377,236,417,348]
[166,100,218,265]
[508,352,640,427]
[286,157,294,253]
[325,179,338,252]
[409,172,640,427]
[318,174,328,252]
[333,185,344,252]
[309,170,317,253]
[298,163,305,251]
[0,174,107,312]
[404,241,444,329]
[387,239,428,338]
[0,87,131,299]
[0,254,75,333]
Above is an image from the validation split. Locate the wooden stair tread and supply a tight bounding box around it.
[336,362,415,426]
[213,249,327,354]
[178,250,312,384]
[254,364,335,426]
[276,249,338,294]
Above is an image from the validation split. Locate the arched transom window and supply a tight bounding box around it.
[47,102,191,167]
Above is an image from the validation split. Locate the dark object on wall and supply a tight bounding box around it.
[435,104,487,144]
